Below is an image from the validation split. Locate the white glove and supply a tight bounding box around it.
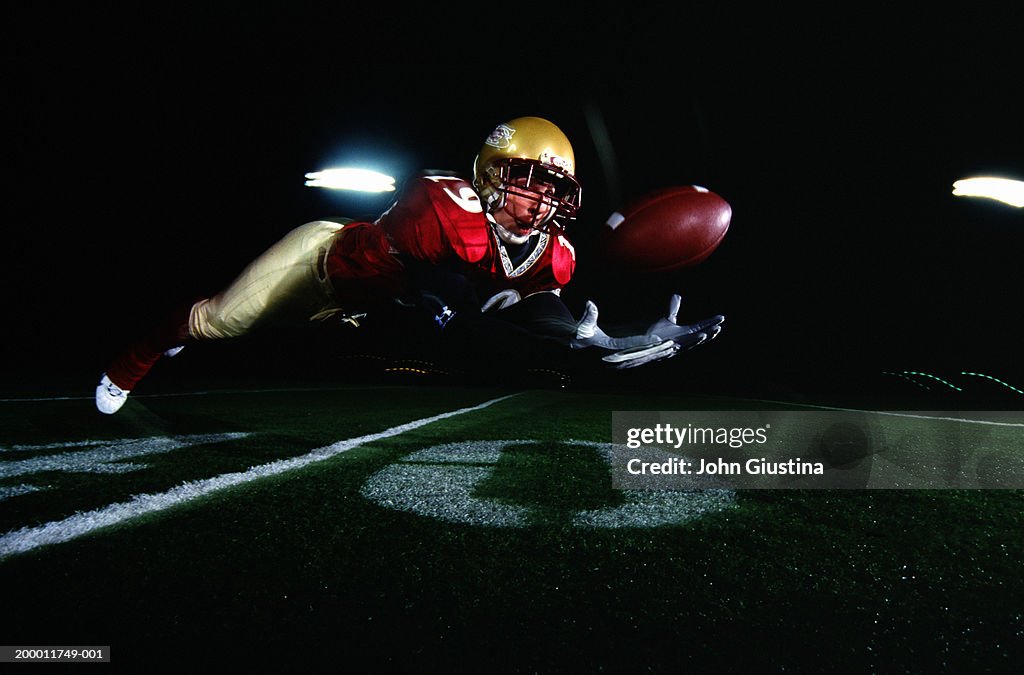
[481,289,522,312]
[569,301,662,351]
[589,295,724,369]
[646,294,724,350]
[601,340,680,369]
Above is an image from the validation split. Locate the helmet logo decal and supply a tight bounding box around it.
[485,124,515,149]
[541,152,573,173]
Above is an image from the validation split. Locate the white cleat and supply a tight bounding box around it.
[96,373,130,414]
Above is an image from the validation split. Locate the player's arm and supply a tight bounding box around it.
[376,175,487,325]
[398,254,481,329]
[481,291,681,370]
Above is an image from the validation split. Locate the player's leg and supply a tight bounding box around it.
[188,220,344,338]
[96,298,198,413]
[96,220,345,414]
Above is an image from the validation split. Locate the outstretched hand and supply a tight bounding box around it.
[569,300,680,370]
[569,301,662,351]
[588,294,725,369]
[645,294,724,350]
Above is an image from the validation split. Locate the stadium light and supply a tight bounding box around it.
[304,168,396,192]
[952,177,1024,208]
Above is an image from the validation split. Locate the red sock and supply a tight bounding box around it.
[105,300,199,390]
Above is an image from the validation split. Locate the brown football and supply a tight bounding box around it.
[597,185,731,273]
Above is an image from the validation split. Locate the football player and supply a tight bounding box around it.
[96,116,723,414]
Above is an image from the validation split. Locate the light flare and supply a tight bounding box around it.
[304,168,396,192]
[952,177,1024,208]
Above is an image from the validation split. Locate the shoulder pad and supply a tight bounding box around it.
[418,176,490,264]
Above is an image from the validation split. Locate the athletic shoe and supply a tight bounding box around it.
[95,373,130,415]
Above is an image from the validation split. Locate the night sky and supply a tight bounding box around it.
[5,4,1022,400]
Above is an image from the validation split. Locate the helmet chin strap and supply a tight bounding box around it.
[486,212,536,246]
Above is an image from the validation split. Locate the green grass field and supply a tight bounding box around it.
[1,380,1022,670]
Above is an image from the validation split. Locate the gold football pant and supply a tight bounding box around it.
[188,220,347,340]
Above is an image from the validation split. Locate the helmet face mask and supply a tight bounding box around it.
[473,117,582,234]
[489,158,581,232]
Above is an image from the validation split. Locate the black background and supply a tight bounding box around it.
[5,3,1023,400]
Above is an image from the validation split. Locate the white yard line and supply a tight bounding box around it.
[0,433,252,477]
[726,396,1024,428]
[0,393,519,560]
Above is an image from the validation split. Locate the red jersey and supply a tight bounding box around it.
[325,175,576,308]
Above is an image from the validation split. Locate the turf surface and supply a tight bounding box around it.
[1,381,1021,670]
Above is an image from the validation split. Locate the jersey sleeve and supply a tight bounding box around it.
[551,233,576,287]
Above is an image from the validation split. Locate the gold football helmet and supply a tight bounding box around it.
[472,116,582,231]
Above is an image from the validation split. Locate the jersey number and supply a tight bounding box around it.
[425,176,483,214]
